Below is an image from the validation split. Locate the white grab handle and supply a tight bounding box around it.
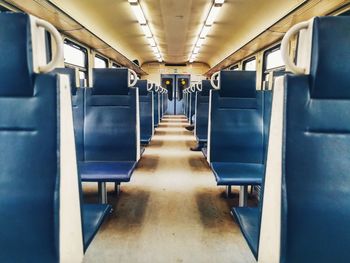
[281,20,312,75]
[210,71,220,90]
[155,85,159,92]
[191,84,196,92]
[147,82,153,91]
[128,69,138,87]
[34,18,63,73]
[196,83,202,91]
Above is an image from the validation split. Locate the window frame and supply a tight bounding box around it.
[94,54,108,68]
[242,56,257,71]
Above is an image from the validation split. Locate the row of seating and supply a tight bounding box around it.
[0,13,113,262]
[184,16,350,263]
[0,13,169,261]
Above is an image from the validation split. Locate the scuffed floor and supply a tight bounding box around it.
[83,115,256,263]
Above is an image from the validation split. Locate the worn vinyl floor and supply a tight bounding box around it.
[83,115,256,263]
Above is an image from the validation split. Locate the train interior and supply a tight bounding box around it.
[0,0,350,262]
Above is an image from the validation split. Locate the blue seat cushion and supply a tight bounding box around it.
[231,207,260,259]
[211,162,264,185]
[79,161,136,182]
[83,204,112,250]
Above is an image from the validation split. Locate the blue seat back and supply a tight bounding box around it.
[153,91,160,127]
[0,13,60,262]
[84,69,137,161]
[137,80,153,142]
[209,71,271,164]
[195,80,212,142]
[53,68,85,161]
[281,16,350,263]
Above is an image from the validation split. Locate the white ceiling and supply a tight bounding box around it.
[49,0,305,66]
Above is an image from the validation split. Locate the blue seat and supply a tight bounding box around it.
[195,80,212,145]
[0,13,110,261]
[153,85,160,127]
[277,17,350,263]
[80,68,138,203]
[137,79,154,144]
[231,207,260,257]
[208,71,272,202]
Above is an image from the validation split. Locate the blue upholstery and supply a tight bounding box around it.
[231,207,260,258]
[153,91,160,127]
[190,91,196,123]
[211,163,264,185]
[209,71,272,186]
[81,69,137,183]
[195,80,212,143]
[137,80,153,144]
[53,68,85,161]
[92,68,129,95]
[82,204,111,250]
[280,17,350,263]
[79,162,137,182]
[0,13,60,262]
[0,13,33,97]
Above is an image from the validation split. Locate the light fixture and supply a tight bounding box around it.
[188,0,225,62]
[195,38,205,47]
[205,5,221,26]
[152,46,159,54]
[128,0,163,62]
[130,3,146,24]
[141,24,152,38]
[199,25,211,38]
[147,37,156,47]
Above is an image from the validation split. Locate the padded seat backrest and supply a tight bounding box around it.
[0,13,83,262]
[84,69,138,161]
[53,68,84,161]
[280,16,350,263]
[195,80,213,141]
[136,79,149,96]
[209,71,271,163]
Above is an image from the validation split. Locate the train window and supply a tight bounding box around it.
[339,9,350,16]
[264,46,284,71]
[63,39,88,87]
[243,57,256,71]
[94,55,108,68]
[262,45,285,89]
[229,64,239,71]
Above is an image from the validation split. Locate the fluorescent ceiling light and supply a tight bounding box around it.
[130,4,147,24]
[196,38,205,47]
[152,46,159,53]
[214,0,225,4]
[158,58,163,62]
[141,24,152,38]
[205,5,221,26]
[147,37,156,47]
[199,25,211,38]
[128,0,138,3]
[193,47,200,54]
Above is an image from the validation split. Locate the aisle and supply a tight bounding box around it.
[84,115,255,263]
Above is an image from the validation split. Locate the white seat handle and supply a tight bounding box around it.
[191,84,196,92]
[281,20,312,75]
[210,71,220,89]
[147,82,154,91]
[128,69,138,87]
[196,83,202,91]
[34,18,63,73]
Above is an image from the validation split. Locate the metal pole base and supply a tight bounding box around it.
[98,182,107,204]
[115,183,120,196]
[225,185,232,198]
[239,185,248,207]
